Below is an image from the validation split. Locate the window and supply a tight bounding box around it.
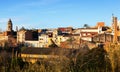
[83,33,86,36]
[40,38,43,40]
[87,33,91,36]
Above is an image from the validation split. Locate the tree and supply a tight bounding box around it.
[83,24,89,28]
[75,47,111,72]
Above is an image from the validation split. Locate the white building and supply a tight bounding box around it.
[24,41,39,47]
[80,28,99,41]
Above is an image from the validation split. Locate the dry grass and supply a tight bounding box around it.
[105,43,120,72]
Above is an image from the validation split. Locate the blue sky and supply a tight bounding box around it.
[0,0,120,31]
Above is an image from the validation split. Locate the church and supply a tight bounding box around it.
[0,19,17,47]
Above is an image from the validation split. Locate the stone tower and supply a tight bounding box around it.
[112,16,118,43]
[7,19,13,32]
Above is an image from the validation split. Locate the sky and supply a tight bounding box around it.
[0,0,120,31]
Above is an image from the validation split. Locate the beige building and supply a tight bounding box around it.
[17,29,26,43]
[0,34,8,47]
[38,33,53,47]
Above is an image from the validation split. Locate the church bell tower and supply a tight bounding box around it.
[7,19,13,32]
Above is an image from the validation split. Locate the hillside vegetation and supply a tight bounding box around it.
[0,43,120,72]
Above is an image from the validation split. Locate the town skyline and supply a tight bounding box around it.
[1,0,120,71]
[0,0,120,31]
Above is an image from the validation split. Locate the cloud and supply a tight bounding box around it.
[0,18,8,23]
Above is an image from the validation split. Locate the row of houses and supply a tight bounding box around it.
[16,22,113,49]
[0,16,120,49]
[0,17,120,63]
